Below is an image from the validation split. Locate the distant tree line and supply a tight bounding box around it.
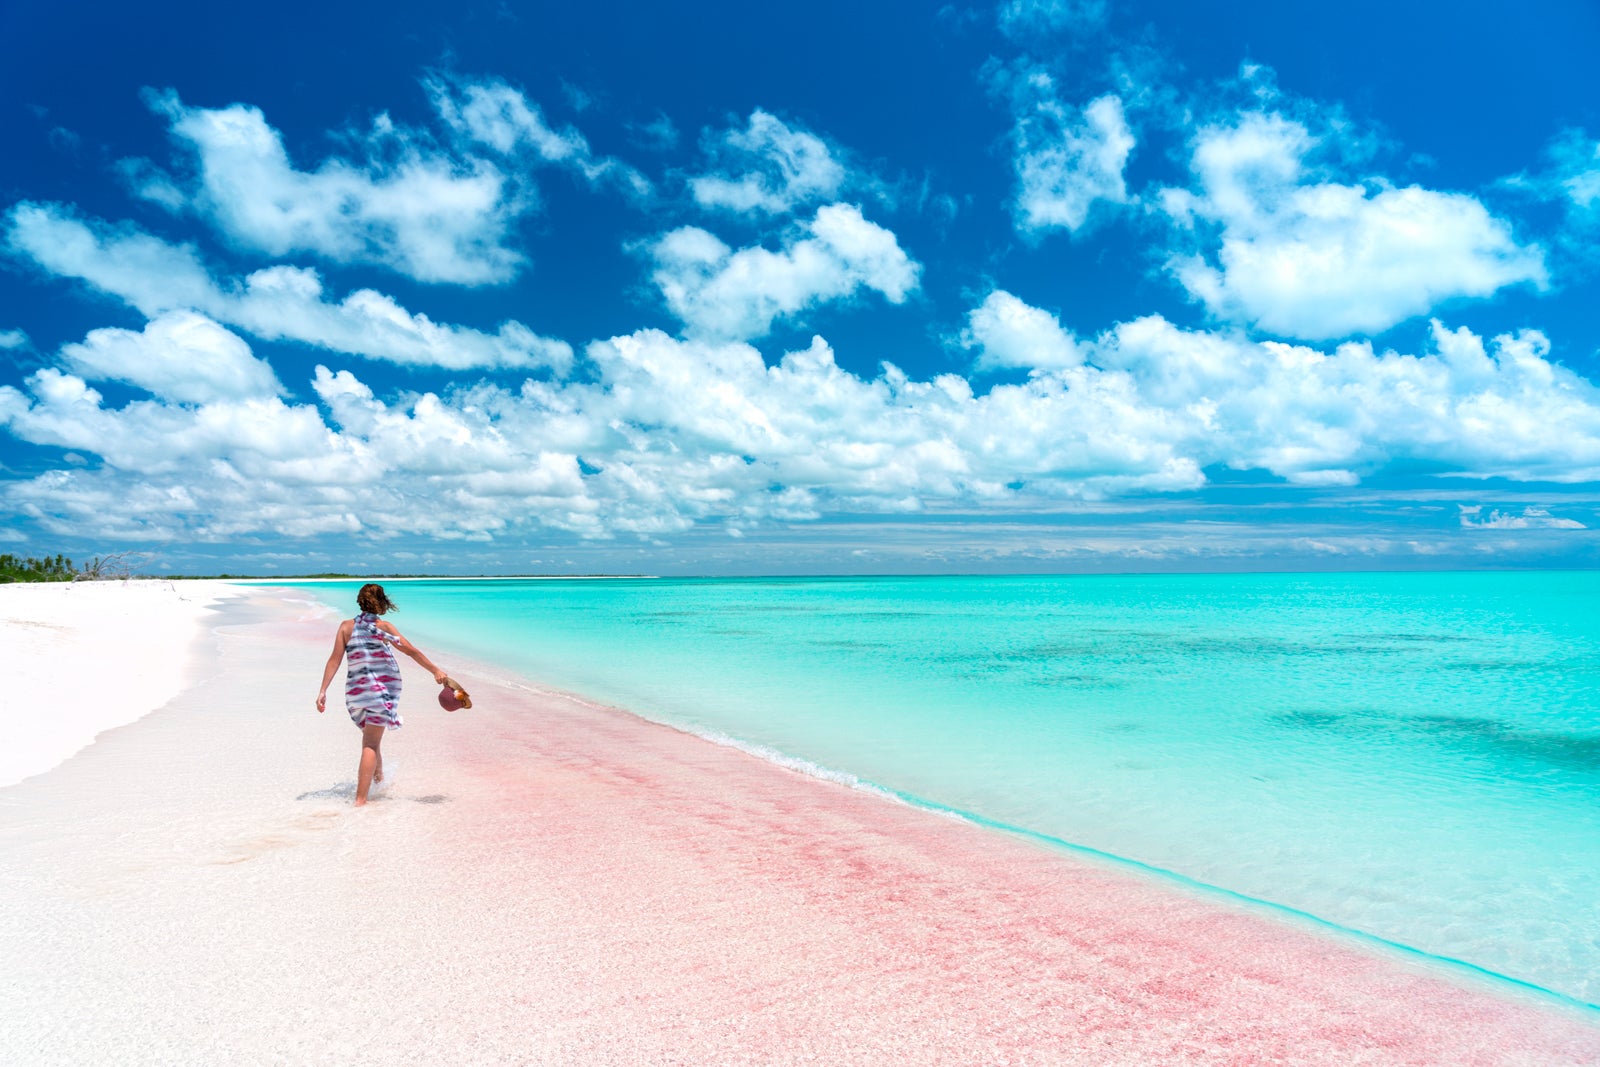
[0,553,75,583]
[0,551,149,583]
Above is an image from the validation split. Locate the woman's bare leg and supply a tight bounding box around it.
[355,724,385,805]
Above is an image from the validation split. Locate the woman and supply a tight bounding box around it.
[316,583,449,805]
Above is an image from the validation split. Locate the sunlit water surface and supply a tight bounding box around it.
[286,572,1600,1006]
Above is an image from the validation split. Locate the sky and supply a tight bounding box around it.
[2,0,1600,576]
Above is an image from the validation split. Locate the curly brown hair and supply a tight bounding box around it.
[356,583,397,615]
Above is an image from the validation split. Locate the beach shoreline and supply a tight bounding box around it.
[1,583,1597,1065]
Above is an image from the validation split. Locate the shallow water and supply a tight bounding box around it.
[285,572,1600,1007]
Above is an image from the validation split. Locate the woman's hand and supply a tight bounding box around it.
[433,669,449,686]
[316,690,327,713]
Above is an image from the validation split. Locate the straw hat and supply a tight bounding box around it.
[437,677,472,711]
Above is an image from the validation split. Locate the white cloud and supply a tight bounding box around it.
[0,325,1196,543]
[1007,76,1134,237]
[0,369,365,485]
[115,157,187,212]
[1505,129,1600,263]
[1160,110,1547,340]
[1097,316,1600,484]
[1458,505,1585,530]
[0,328,29,350]
[997,0,1107,38]
[6,202,219,312]
[6,269,1600,544]
[647,204,921,341]
[425,74,650,198]
[1515,129,1600,215]
[560,80,595,114]
[1551,134,1600,212]
[224,266,572,373]
[59,311,281,404]
[631,114,680,153]
[4,204,571,373]
[689,110,848,215]
[139,89,527,284]
[961,290,1084,371]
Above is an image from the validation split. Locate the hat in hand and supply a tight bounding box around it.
[438,676,472,711]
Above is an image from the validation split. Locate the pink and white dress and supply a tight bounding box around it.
[344,612,404,729]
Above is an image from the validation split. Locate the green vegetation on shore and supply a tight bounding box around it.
[0,551,156,583]
[0,553,76,583]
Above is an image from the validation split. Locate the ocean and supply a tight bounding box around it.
[285,572,1600,1009]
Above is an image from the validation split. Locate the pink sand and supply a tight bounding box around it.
[1,586,1596,1064]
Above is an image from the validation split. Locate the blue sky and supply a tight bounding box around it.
[3,0,1600,575]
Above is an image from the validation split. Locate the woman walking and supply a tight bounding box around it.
[316,583,449,805]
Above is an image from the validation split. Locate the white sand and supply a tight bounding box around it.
[0,580,242,787]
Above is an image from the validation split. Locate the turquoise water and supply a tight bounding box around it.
[287,573,1600,1007]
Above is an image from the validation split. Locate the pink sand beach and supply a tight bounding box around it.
[1,583,1597,1065]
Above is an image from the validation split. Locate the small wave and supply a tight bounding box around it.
[688,727,908,806]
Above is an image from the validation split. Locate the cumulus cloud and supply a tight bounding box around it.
[1160,110,1547,340]
[961,289,1084,371]
[114,77,651,285]
[59,311,281,404]
[6,202,219,312]
[1458,505,1585,530]
[1102,316,1600,484]
[647,204,921,341]
[426,74,650,198]
[689,110,848,215]
[0,369,365,488]
[1000,66,1133,237]
[9,303,1600,545]
[4,203,571,373]
[136,88,527,284]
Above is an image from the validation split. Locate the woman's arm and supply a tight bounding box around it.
[379,621,449,685]
[315,621,352,712]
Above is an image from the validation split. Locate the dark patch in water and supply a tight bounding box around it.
[1409,716,1600,774]
[806,638,892,651]
[1026,632,1434,663]
[714,604,819,615]
[1026,673,1118,689]
[1436,658,1545,673]
[1337,632,1477,644]
[1269,710,1347,729]
[1272,708,1600,776]
[411,794,450,804]
[1025,641,1113,659]
[1410,713,1505,736]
